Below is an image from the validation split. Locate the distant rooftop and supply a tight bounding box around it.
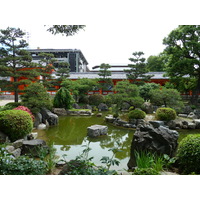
[52,71,168,80]
[27,48,88,65]
[92,65,132,72]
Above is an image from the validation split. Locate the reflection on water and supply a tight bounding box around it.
[36,113,200,171]
[36,114,134,170]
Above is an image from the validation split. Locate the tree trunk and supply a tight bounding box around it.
[191,78,200,105]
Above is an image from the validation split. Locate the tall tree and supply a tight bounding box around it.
[146,53,166,72]
[0,27,39,102]
[98,63,113,91]
[54,62,70,88]
[124,51,153,85]
[36,52,56,89]
[45,25,85,36]
[163,25,200,103]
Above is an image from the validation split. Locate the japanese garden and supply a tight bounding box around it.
[1,25,200,175]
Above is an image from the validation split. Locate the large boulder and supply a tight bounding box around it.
[98,103,108,111]
[40,108,58,126]
[33,112,42,128]
[127,121,179,169]
[87,125,108,137]
[21,139,48,157]
[53,108,67,116]
[105,115,115,123]
[142,102,153,114]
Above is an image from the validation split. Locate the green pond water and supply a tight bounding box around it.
[35,113,200,171]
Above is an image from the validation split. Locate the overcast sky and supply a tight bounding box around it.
[0,24,178,70]
[0,0,198,70]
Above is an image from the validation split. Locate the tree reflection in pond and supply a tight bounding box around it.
[36,113,134,170]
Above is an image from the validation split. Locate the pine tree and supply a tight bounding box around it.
[0,27,39,102]
[124,51,153,85]
[98,63,113,91]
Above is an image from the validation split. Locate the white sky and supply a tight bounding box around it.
[0,0,198,70]
[1,0,200,196]
[0,24,178,70]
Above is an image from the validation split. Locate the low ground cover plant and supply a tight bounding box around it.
[0,145,47,175]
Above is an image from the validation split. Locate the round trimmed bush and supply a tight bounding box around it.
[13,106,35,121]
[128,109,146,120]
[0,110,33,142]
[177,134,200,174]
[155,107,176,121]
[88,94,104,106]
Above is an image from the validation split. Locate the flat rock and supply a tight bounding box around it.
[87,125,108,137]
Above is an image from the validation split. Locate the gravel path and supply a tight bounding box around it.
[0,100,15,106]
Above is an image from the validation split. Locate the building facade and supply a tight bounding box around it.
[27,48,89,72]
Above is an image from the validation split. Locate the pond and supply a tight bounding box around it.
[36,112,134,171]
[35,113,200,171]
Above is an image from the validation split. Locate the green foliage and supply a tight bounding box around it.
[163,25,200,101]
[133,150,166,175]
[53,87,74,109]
[124,51,153,85]
[146,54,166,72]
[0,110,33,142]
[59,142,118,175]
[128,109,146,119]
[177,134,200,174]
[98,63,113,91]
[139,82,160,101]
[88,94,104,106]
[0,27,40,102]
[111,80,144,110]
[62,78,98,103]
[133,168,160,175]
[46,25,85,36]
[20,82,53,113]
[0,145,47,175]
[155,107,176,121]
[150,87,184,112]
[100,141,122,170]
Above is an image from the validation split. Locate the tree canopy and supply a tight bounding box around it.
[124,51,153,85]
[163,25,200,102]
[45,25,85,36]
[98,63,113,91]
[146,54,165,72]
[0,27,39,102]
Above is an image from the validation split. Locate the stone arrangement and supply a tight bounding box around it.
[87,125,108,138]
[127,121,179,169]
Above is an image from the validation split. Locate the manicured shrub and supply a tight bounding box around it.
[0,110,33,142]
[155,107,176,121]
[13,106,35,121]
[20,82,53,114]
[128,109,146,120]
[177,134,200,174]
[88,94,104,106]
[53,87,74,109]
